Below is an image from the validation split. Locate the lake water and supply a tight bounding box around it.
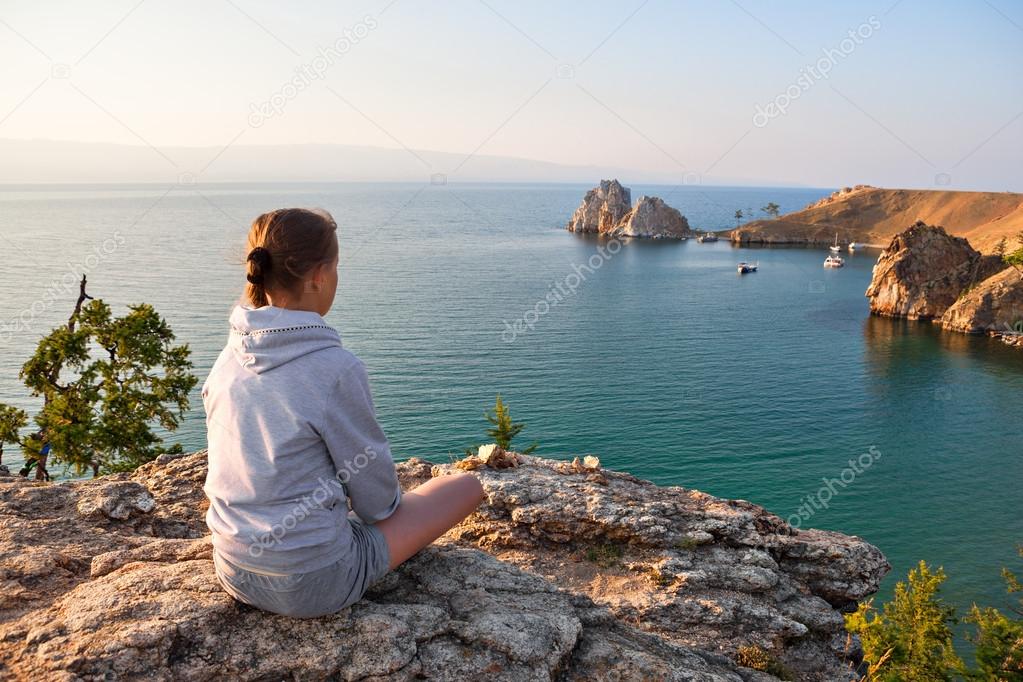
[1,182,1020,618]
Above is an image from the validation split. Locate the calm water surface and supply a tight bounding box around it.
[1,182,1020,617]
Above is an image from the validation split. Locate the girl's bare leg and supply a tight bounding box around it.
[375,472,484,570]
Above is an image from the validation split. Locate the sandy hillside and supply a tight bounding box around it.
[731,185,1023,253]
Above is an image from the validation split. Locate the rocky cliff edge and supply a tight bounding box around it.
[0,449,889,681]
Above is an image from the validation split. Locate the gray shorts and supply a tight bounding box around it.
[212,517,390,618]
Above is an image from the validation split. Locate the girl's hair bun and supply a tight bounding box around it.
[246,246,272,285]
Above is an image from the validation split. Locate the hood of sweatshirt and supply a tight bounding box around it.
[228,305,341,374]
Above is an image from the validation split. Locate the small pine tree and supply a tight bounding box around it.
[466,395,538,455]
[845,561,964,681]
[761,202,781,219]
[734,209,744,227]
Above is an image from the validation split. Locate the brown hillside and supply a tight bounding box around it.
[731,185,1023,253]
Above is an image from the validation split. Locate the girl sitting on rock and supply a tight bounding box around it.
[202,207,484,617]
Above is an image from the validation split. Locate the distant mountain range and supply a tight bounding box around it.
[0,137,804,187]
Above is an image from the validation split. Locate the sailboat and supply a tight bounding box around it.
[829,233,841,254]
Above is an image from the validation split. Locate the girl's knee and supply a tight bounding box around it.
[452,472,485,504]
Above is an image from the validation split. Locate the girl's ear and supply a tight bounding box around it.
[307,260,331,292]
[306,266,323,293]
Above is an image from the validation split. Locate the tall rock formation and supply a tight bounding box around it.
[567,181,692,240]
[566,179,632,234]
[607,195,691,239]
[865,222,1005,319]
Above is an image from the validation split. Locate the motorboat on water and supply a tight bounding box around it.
[824,254,845,268]
[697,233,719,243]
[848,242,862,252]
[737,261,758,274]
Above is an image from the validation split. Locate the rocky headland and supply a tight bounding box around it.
[865,221,1023,346]
[0,449,889,681]
[732,186,1023,253]
[567,180,692,240]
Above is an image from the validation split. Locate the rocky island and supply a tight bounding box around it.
[568,180,692,239]
[865,221,1023,347]
[732,185,1023,253]
[0,448,889,681]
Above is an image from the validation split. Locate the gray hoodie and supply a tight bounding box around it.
[202,305,401,574]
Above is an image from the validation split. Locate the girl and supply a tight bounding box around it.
[202,207,484,618]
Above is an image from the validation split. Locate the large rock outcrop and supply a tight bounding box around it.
[940,266,1023,335]
[567,180,692,240]
[865,222,1006,319]
[607,196,691,239]
[566,179,632,234]
[0,450,888,681]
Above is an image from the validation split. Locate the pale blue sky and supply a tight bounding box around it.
[1,0,1021,189]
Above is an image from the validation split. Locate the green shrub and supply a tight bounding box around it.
[584,542,623,568]
[847,551,1023,681]
[735,645,793,680]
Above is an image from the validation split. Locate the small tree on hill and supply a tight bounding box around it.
[1005,231,1023,280]
[761,202,781,219]
[995,237,1008,259]
[0,276,197,477]
[734,209,744,228]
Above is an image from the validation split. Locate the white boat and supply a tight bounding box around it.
[737,261,758,274]
[848,242,861,252]
[697,233,719,243]
[829,233,841,253]
[824,254,845,268]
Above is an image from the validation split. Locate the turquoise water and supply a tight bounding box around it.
[1,182,1020,619]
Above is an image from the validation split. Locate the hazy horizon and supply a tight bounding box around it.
[1,1,1021,190]
[0,137,823,186]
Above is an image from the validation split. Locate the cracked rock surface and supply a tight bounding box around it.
[0,450,887,680]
